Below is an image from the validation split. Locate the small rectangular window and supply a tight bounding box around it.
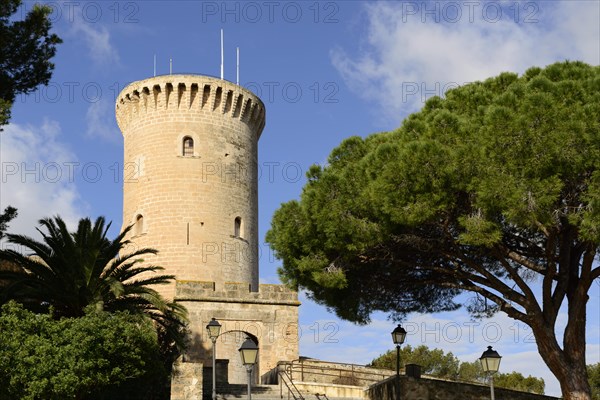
[234,217,242,237]
[135,215,144,236]
[183,137,194,157]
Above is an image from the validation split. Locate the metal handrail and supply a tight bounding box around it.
[278,365,305,400]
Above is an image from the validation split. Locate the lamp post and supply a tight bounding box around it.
[206,318,222,400]
[391,324,407,399]
[239,337,259,400]
[480,346,501,400]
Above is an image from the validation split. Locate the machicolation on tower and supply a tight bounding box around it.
[116,75,265,135]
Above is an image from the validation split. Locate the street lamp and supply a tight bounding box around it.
[391,324,407,399]
[239,337,259,400]
[480,346,501,400]
[391,324,407,377]
[206,318,222,400]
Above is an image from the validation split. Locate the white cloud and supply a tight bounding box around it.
[331,1,600,125]
[548,0,600,61]
[70,16,120,67]
[86,99,121,143]
[0,120,87,242]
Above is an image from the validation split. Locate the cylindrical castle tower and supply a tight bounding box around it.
[115,75,265,299]
[116,75,298,390]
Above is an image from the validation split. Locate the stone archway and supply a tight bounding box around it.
[216,330,259,385]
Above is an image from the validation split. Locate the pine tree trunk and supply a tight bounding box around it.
[533,317,591,400]
[539,346,591,400]
[560,371,592,400]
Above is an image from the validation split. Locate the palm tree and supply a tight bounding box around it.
[0,216,187,348]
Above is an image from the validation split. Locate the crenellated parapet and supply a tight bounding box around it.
[115,74,266,137]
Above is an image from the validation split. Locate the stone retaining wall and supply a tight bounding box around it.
[367,376,560,400]
[171,359,203,400]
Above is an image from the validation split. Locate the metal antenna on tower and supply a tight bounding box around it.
[236,47,240,85]
[170,58,172,75]
[153,54,156,77]
[220,29,224,80]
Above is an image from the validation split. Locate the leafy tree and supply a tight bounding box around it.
[589,363,600,400]
[368,346,544,394]
[0,207,19,288]
[0,206,17,240]
[0,216,188,354]
[369,345,460,379]
[267,61,600,399]
[0,0,61,127]
[494,371,546,395]
[0,301,167,400]
[456,360,545,394]
[457,360,483,383]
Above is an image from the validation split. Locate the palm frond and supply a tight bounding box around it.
[0,214,188,352]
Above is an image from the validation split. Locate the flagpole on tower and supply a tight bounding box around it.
[236,47,240,85]
[220,29,224,80]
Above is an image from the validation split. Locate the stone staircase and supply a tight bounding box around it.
[214,384,280,399]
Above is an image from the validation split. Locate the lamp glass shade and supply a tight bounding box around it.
[479,346,501,373]
[206,318,221,340]
[239,338,259,366]
[391,324,407,345]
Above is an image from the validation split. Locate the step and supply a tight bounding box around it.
[214,384,280,399]
[213,384,366,400]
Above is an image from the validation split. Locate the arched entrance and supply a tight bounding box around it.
[214,330,260,385]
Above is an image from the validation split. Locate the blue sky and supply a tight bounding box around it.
[1,0,599,396]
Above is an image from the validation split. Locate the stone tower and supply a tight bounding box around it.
[116,75,263,298]
[115,75,299,388]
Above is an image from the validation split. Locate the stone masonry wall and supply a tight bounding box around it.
[287,359,393,386]
[171,358,203,400]
[116,75,265,299]
[176,281,300,386]
[367,376,560,400]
